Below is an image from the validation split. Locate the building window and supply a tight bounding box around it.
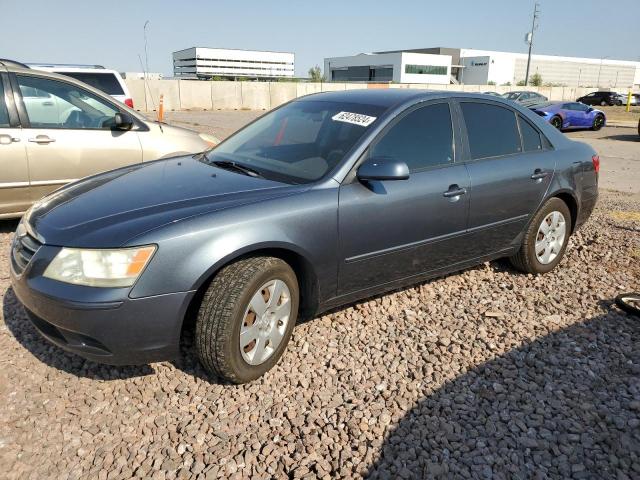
[404,64,447,75]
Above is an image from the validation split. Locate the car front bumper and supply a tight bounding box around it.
[10,241,195,366]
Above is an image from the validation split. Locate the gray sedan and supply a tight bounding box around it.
[11,90,599,383]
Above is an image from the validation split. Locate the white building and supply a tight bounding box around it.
[324,47,640,87]
[459,48,640,88]
[324,52,452,84]
[173,47,295,80]
[121,72,163,80]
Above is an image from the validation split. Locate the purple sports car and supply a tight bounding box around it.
[530,101,606,131]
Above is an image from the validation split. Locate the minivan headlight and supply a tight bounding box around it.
[43,246,156,288]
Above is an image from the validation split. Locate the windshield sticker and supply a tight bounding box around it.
[332,111,377,127]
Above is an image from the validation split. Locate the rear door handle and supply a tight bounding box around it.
[28,135,56,144]
[531,169,550,180]
[442,185,467,198]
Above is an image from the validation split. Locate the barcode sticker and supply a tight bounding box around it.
[331,111,377,127]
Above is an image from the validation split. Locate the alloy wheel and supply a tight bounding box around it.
[535,211,567,265]
[240,279,292,365]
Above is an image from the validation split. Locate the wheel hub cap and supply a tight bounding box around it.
[535,211,567,265]
[240,279,291,365]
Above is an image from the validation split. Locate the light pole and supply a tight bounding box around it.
[524,3,540,86]
[597,56,609,88]
[143,20,150,79]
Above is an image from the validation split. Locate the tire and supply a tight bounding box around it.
[195,256,299,383]
[600,100,607,106]
[550,116,563,130]
[510,198,572,274]
[615,293,640,317]
[591,114,605,131]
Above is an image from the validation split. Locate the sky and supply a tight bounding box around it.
[1,0,639,78]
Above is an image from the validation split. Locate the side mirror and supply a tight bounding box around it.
[357,157,410,182]
[587,107,594,113]
[113,112,134,130]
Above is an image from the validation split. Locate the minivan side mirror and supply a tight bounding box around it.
[357,157,410,182]
[113,112,134,130]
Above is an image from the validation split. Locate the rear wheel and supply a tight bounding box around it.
[195,256,299,383]
[510,198,572,274]
[550,116,563,130]
[592,114,605,131]
[600,100,607,106]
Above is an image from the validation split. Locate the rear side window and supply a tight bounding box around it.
[57,72,124,95]
[370,102,454,171]
[461,102,521,159]
[0,77,10,127]
[518,115,542,152]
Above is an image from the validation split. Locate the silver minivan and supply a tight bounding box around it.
[0,60,217,218]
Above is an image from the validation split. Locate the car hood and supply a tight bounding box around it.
[25,156,304,248]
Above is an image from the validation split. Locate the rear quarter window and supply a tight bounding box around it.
[56,72,124,96]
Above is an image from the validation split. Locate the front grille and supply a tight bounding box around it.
[11,231,42,274]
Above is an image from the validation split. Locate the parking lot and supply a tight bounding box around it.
[1,112,639,479]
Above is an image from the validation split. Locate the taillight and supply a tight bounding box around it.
[592,154,600,174]
[125,98,134,108]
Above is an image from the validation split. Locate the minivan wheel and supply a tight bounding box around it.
[195,257,299,383]
[510,198,572,274]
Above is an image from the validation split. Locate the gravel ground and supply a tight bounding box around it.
[1,190,639,479]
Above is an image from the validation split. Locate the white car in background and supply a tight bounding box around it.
[27,64,134,108]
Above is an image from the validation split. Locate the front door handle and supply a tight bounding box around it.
[28,135,56,144]
[531,169,550,180]
[442,185,467,198]
[0,134,20,145]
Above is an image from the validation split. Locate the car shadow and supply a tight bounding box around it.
[603,134,640,142]
[0,219,19,234]
[365,302,640,479]
[2,287,154,380]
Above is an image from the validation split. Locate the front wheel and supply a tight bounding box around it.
[195,257,299,383]
[600,100,607,106]
[510,198,572,274]
[592,114,605,131]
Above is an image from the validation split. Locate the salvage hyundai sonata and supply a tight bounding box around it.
[10,90,599,383]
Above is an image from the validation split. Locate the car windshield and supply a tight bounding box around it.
[203,100,385,184]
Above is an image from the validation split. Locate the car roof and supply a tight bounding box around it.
[298,88,523,109]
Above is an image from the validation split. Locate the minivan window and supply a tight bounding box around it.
[56,72,125,96]
[17,75,120,129]
[370,102,453,171]
[206,100,385,184]
[461,102,521,159]
[518,115,542,152]
[0,77,10,127]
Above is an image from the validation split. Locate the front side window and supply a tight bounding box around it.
[0,77,10,127]
[369,103,453,171]
[518,115,542,152]
[206,100,385,184]
[461,102,521,159]
[17,75,120,129]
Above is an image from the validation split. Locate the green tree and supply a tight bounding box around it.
[530,73,543,87]
[487,80,496,86]
[308,65,324,82]
[516,80,526,86]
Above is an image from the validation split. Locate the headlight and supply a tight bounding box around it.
[43,246,156,288]
[198,133,219,147]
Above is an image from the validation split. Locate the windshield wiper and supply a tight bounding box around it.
[212,160,262,178]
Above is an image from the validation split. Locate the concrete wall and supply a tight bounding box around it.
[125,78,615,112]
